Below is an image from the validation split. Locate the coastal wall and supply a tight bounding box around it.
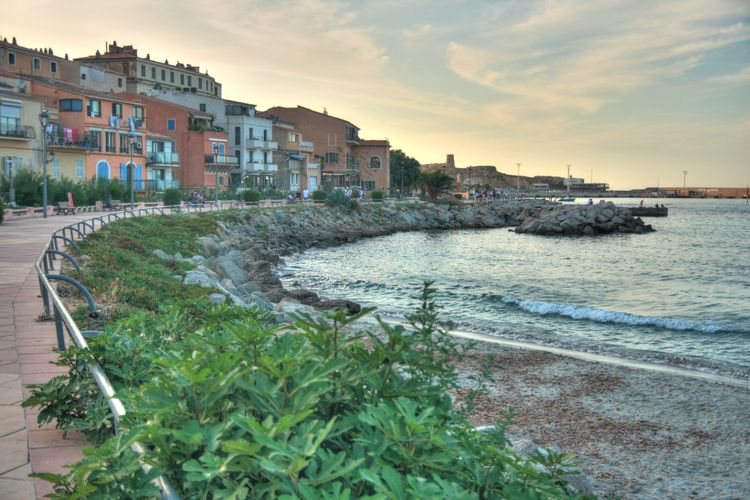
[157,200,652,311]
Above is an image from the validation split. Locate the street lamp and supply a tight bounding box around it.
[213,144,220,203]
[516,162,521,193]
[400,161,404,200]
[39,110,49,218]
[129,133,136,210]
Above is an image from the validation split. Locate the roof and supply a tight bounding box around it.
[262,105,359,130]
[25,75,142,105]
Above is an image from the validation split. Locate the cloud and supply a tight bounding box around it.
[711,66,750,86]
[446,0,750,113]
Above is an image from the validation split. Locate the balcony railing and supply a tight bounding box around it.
[299,140,314,151]
[117,179,180,192]
[204,154,239,166]
[307,162,320,170]
[0,123,35,140]
[47,133,100,150]
[246,162,278,173]
[248,138,278,150]
[147,152,181,166]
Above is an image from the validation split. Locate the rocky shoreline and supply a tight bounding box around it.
[161,200,652,311]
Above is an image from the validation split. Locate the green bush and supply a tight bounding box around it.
[162,188,182,207]
[0,196,4,223]
[371,189,384,201]
[0,168,44,206]
[312,190,327,201]
[241,189,262,203]
[326,188,358,209]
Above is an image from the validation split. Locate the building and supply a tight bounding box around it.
[260,106,390,193]
[271,120,317,193]
[0,77,46,194]
[28,76,148,185]
[0,37,126,94]
[121,94,232,190]
[75,41,222,98]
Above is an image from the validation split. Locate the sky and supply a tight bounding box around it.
[3,0,749,189]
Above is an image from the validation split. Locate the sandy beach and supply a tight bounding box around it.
[452,339,750,499]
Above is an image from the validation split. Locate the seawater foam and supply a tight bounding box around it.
[501,296,727,333]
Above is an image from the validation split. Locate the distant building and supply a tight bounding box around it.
[272,120,317,193]
[0,76,47,183]
[75,41,222,99]
[260,106,389,192]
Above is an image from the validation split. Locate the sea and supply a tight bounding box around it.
[280,198,750,379]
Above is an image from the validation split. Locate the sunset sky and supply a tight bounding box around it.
[3,0,748,189]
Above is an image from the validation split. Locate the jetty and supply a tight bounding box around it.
[627,206,668,217]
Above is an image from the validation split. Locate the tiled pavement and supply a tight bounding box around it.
[0,214,103,499]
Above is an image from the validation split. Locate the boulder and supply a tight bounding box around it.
[184,270,216,288]
[316,299,361,315]
[208,293,226,305]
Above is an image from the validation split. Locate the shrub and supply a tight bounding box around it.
[241,189,262,203]
[162,188,182,207]
[326,188,358,209]
[371,189,384,201]
[0,168,43,206]
[312,189,327,202]
[0,196,4,223]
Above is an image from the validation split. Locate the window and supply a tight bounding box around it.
[161,68,166,81]
[151,66,156,79]
[187,75,192,86]
[81,73,87,80]
[7,53,15,65]
[234,126,240,145]
[362,180,375,191]
[117,77,123,88]
[133,106,144,120]
[249,150,254,162]
[141,64,146,77]
[170,71,174,83]
[0,101,21,134]
[346,126,359,142]
[33,58,41,70]
[75,159,84,178]
[325,152,338,164]
[198,78,203,89]
[214,87,218,96]
[119,133,129,153]
[112,102,122,118]
[53,158,60,178]
[327,133,336,146]
[199,103,206,112]
[51,61,57,73]
[87,99,101,117]
[180,73,184,85]
[288,133,298,143]
[88,130,101,151]
[369,156,381,169]
[105,131,116,153]
[167,118,175,131]
[248,127,254,139]
[59,99,83,112]
[263,152,268,164]
[131,135,143,154]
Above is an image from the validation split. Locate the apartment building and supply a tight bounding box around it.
[0,77,47,185]
[260,106,389,193]
[271,120,317,193]
[121,94,232,189]
[29,77,147,185]
[76,42,222,98]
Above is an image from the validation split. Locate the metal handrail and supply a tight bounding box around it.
[33,205,200,499]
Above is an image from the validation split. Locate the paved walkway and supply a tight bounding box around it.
[0,213,105,499]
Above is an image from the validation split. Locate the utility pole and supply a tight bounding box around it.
[516,163,521,192]
[682,170,688,190]
[129,133,136,210]
[400,161,404,199]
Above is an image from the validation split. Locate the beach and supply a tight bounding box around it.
[452,339,750,499]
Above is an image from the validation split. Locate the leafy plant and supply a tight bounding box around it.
[0,195,4,223]
[162,188,182,207]
[326,189,358,209]
[312,190,327,202]
[371,189,384,202]
[241,189,262,203]
[419,170,454,200]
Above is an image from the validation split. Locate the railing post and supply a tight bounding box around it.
[52,304,66,350]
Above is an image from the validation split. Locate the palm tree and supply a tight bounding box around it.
[418,170,454,200]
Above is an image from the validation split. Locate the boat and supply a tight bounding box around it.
[559,196,576,202]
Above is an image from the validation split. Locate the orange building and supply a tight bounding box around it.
[30,77,147,184]
[260,106,390,193]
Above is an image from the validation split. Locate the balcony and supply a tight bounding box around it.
[205,154,239,174]
[307,162,320,170]
[47,132,100,150]
[299,140,314,151]
[248,138,278,150]
[0,124,35,140]
[246,162,278,173]
[147,152,180,166]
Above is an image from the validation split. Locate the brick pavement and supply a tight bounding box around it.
[0,214,102,499]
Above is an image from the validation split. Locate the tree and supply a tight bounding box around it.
[419,170,454,200]
[389,149,421,195]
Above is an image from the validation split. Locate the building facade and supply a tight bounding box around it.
[260,106,389,193]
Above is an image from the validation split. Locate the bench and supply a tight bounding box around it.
[57,202,74,215]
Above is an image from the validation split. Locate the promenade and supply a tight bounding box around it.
[0,213,101,499]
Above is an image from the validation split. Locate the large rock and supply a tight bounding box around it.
[316,299,361,315]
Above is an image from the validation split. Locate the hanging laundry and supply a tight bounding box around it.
[109,115,118,128]
[64,128,73,142]
[72,128,79,142]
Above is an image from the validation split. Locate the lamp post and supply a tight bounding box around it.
[400,161,404,200]
[129,133,136,210]
[213,144,220,203]
[8,161,15,206]
[516,163,521,194]
[39,110,49,218]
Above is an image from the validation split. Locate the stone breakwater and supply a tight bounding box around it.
[515,201,654,236]
[158,201,652,312]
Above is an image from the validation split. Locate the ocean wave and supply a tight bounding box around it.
[501,296,729,333]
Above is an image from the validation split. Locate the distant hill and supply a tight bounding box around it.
[421,157,565,189]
